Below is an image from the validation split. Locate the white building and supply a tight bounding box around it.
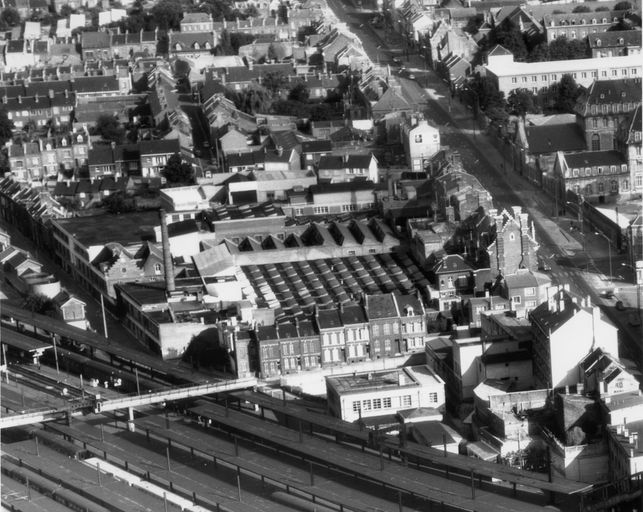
[484,45,642,97]
[326,366,445,423]
[402,118,441,172]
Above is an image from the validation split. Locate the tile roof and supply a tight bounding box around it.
[433,254,473,274]
[82,32,111,49]
[301,139,332,153]
[73,75,120,93]
[317,308,342,329]
[582,78,642,107]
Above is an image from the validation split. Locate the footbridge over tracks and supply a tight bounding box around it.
[0,378,258,430]
[93,377,258,413]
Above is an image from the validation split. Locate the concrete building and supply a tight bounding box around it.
[484,45,642,97]
[529,286,618,390]
[326,366,445,423]
[402,117,441,172]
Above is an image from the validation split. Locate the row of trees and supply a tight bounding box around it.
[223,72,345,121]
[469,73,584,122]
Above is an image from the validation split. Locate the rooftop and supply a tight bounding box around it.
[486,53,641,77]
[54,211,160,248]
[327,368,419,395]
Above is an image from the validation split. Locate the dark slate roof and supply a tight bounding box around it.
[318,154,373,170]
[140,139,180,156]
[340,304,367,325]
[525,123,586,154]
[276,321,298,339]
[564,150,626,168]
[168,219,199,237]
[301,139,332,153]
[583,78,642,106]
[88,146,115,166]
[317,308,342,329]
[73,76,119,93]
[365,293,398,319]
[82,32,111,49]
[297,319,317,337]
[588,30,641,48]
[310,180,376,194]
[529,290,580,334]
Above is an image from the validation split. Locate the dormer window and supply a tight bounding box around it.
[618,38,624,44]
[61,138,67,146]
[404,306,414,316]
[77,134,83,143]
[602,18,607,23]
[592,18,597,24]
[581,19,586,24]
[45,143,52,150]
[595,39,601,46]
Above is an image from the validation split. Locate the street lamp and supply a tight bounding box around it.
[595,231,613,284]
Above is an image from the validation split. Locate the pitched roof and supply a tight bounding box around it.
[365,293,398,319]
[587,30,641,48]
[488,44,511,56]
[301,139,332,153]
[564,150,626,168]
[525,123,586,154]
[317,308,342,329]
[433,254,473,274]
[529,289,580,334]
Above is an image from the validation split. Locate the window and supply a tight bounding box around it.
[414,134,423,143]
[602,71,608,77]
[525,287,535,296]
[622,69,628,76]
[582,72,587,79]
[595,39,601,46]
[551,74,557,80]
[542,75,547,81]
[511,77,517,84]
[383,397,391,408]
[313,206,329,214]
[352,401,361,412]
[592,118,598,128]
[154,263,162,275]
[402,395,412,407]
[598,167,603,175]
[585,184,593,195]
[532,75,537,82]
[592,134,600,151]
[622,179,629,191]
[521,76,528,83]
[610,165,617,173]
[373,398,382,409]
[512,295,521,304]
[612,70,618,76]
[428,392,438,403]
[362,399,372,411]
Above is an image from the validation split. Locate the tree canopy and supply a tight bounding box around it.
[0,7,20,28]
[95,115,125,144]
[151,0,182,30]
[0,109,14,146]
[162,153,195,185]
[103,192,136,214]
[571,5,591,12]
[507,89,540,117]
[23,294,57,317]
[614,1,632,10]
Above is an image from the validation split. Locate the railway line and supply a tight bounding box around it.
[1,306,593,512]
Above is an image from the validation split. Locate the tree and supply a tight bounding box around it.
[23,294,57,317]
[103,192,135,213]
[572,5,590,12]
[151,0,182,30]
[245,4,259,17]
[288,82,310,102]
[95,114,125,144]
[493,19,528,61]
[277,3,288,23]
[0,109,14,146]
[614,1,632,10]
[554,74,582,113]
[507,89,540,117]
[162,153,195,184]
[237,84,273,114]
[0,7,20,28]
[595,6,610,11]
[262,72,287,94]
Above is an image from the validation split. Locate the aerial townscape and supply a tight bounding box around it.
[0,0,642,508]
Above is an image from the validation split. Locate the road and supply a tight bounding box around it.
[324,2,643,367]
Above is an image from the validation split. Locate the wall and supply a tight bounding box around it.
[158,321,213,359]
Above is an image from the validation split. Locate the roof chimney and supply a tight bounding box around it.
[159,209,176,293]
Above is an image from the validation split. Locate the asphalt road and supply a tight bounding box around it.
[325,4,643,366]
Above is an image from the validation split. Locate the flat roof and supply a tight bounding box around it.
[327,368,419,395]
[487,54,641,77]
[55,211,160,248]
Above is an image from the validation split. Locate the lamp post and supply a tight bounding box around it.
[595,231,613,284]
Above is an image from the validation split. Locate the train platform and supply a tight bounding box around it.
[190,401,558,512]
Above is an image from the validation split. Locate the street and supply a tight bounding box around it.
[325,3,643,367]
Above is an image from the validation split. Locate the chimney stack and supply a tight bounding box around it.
[159,209,176,293]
